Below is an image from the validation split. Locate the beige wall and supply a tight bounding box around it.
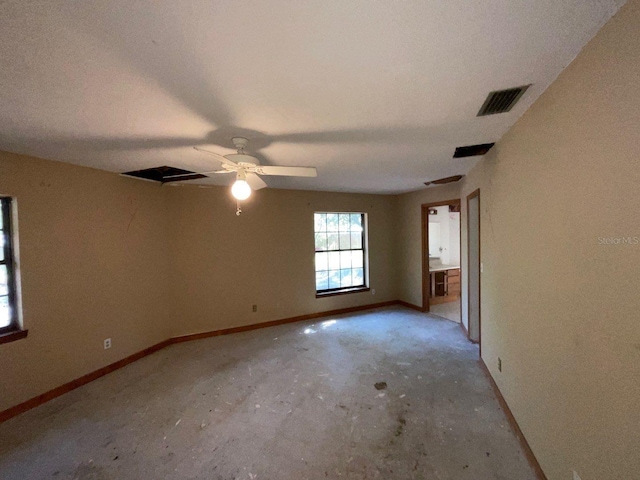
[398,1,640,478]
[167,186,398,337]
[0,153,399,412]
[0,152,173,412]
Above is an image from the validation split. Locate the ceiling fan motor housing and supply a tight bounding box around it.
[225,153,260,167]
[232,137,249,151]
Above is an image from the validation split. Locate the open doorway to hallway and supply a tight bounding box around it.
[422,200,461,323]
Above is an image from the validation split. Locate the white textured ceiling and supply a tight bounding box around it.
[0,0,625,194]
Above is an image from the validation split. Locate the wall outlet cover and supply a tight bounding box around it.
[103,338,112,349]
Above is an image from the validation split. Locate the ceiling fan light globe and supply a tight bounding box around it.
[231,180,252,200]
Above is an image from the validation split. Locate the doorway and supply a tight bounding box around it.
[467,190,480,346]
[421,200,461,323]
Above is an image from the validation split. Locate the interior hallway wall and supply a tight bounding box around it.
[166,186,399,338]
[399,1,640,478]
[427,206,453,264]
[0,152,173,412]
[448,211,460,266]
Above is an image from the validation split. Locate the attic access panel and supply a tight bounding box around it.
[453,143,495,158]
[424,175,464,186]
[121,166,206,183]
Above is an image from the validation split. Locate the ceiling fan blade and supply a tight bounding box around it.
[257,166,317,177]
[246,173,267,190]
[193,147,238,167]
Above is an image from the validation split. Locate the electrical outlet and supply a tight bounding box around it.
[498,357,502,372]
[252,304,257,313]
[371,288,376,295]
[573,471,582,480]
[103,338,112,350]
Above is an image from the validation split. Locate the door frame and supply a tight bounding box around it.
[421,199,462,318]
[466,189,481,355]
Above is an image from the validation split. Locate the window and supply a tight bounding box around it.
[0,197,19,335]
[314,212,368,295]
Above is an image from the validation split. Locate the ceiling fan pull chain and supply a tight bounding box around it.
[236,200,242,216]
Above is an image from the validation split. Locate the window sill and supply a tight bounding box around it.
[0,329,28,345]
[316,287,370,298]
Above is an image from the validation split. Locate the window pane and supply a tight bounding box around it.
[350,213,362,230]
[339,233,351,250]
[327,233,339,250]
[328,251,340,270]
[339,213,350,232]
[0,234,4,262]
[352,250,364,268]
[0,295,9,328]
[314,211,367,292]
[314,232,327,251]
[340,250,352,269]
[353,268,364,285]
[0,265,7,296]
[326,213,339,231]
[350,232,362,249]
[315,252,328,272]
[339,268,351,287]
[315,271,329,291]
[328,270,341,289]
[314,213,326,232]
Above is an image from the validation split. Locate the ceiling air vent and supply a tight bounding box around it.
[121,166,206,183]
[453,143,495,158]
[477,85,530,116]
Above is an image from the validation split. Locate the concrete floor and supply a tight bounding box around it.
[429,299,462,324]
[0,307,536,480]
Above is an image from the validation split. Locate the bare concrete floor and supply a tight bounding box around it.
[0,307,536,480]
[429,299,461,324]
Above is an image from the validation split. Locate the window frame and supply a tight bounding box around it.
[314,212,369,297]
[0,197,20,336]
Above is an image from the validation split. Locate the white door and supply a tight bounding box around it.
[468,193,480,343]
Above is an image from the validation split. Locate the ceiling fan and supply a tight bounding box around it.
[166,137,317,203]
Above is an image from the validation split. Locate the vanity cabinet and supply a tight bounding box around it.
[434,272,447,296]
[429,267,460,304]
[447,269,460,296]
